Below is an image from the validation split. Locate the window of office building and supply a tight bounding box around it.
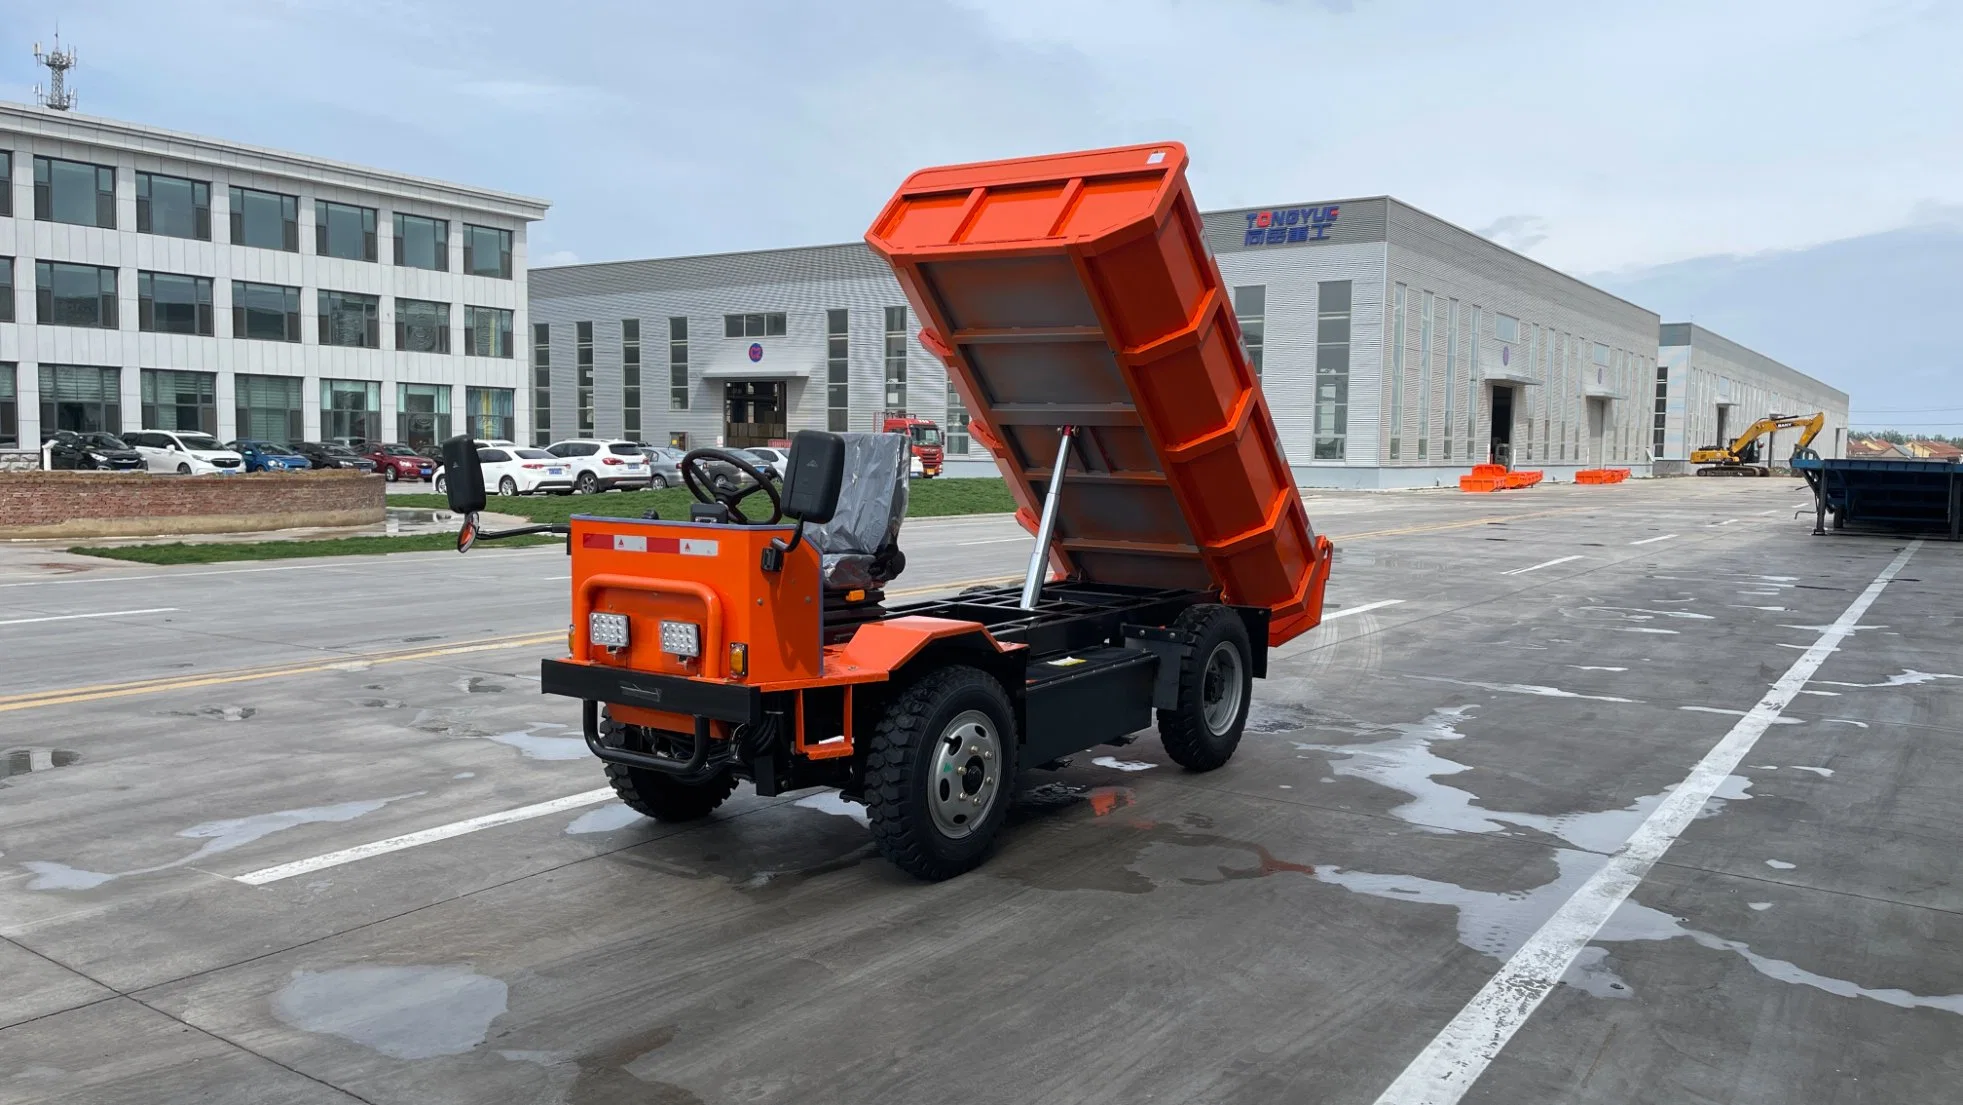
[1314,280,1351,460]
[467,386,515,443]
[724,312,787,338]
[575,321,594,434]
[0,151,11,218]
[397,383,451,447]
[463,224,512,279]
[1233,285,1265,377]
[321,379,381,444]
[230,186,299,252]
[318,290,381,348]
[235,373,303,444]
[35,261,118,329]
[136,172,210,240]
[394,213,449,271]
[138,272,214,336]
[316,200,378,262]
[825,309,850,433]
[531,322,552,445]
[1417,291,1434,460]
[140,369,217,434]
[1389,284,1406,460]
[39,365,120,434]
[465,306,514,358]
[0,363,16,447]
[883,306,908,410]
[233,281,301,342]
[1465,307,1481,459]
[395,298,450,353]
[622,318,641,437]
[1443,299,1458,461]
[669,317,690,411]
[34,156,115,228]
[0,256,13,323]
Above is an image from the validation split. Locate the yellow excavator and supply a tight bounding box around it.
[1691,411,1826,476]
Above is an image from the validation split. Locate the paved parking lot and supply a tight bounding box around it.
[2,478,1958,1105]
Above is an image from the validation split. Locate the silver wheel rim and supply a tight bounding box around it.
[1201,642,1245,736]
[500,478,516,495]
[927,709,1001,839]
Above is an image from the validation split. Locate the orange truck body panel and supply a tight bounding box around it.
[864,141,1331,646]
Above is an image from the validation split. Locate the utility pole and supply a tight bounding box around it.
[34,33,78,111]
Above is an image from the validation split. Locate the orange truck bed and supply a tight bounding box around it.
[865,142,1331,646]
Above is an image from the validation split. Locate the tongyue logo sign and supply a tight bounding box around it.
[1244,205,1340,247]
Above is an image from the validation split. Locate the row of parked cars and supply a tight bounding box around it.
[40,430,439,478]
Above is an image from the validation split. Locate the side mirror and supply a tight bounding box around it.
[440,434,487,515]
[780,430,845,524]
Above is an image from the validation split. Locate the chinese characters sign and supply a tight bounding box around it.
[1244,205,1340,247]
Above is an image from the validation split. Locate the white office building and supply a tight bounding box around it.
[0,101,548,454]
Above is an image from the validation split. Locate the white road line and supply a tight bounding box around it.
[1321,599,1405,622]
[1371,540,1921,1105]
[0,547,560,589]
[0,606,179,627]
[1629,533,1677,546]
[1711,517,1740,526]
[1501,555,1584,576]
[231,788,616,885]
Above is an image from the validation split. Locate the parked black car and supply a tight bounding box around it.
[290,441,380,472]
[45,431,147,471]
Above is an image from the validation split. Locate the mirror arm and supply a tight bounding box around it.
[476,521,571,540]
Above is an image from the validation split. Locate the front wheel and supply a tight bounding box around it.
[434,474,446,493]
[651,474,668,490]
[176,463,192,475]
[1157,604,1253,772]
[866,666,1018,880]
[498,476,517,496]
[384,467,398,482]
[576,471,599,494]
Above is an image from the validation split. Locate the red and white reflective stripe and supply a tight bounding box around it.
[579,533,719,557]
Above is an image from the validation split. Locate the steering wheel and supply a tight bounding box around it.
[679,448,783,525]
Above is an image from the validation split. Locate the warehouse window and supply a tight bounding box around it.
[1494,313,1519,345]
[230,186,299,252]
[1313,280,1350,459]
[138,272,214,336]
[532,323,552,445]
[1443,300,1458,461]
[724,312,786,338]
[1417,292,1435,460]
[1539,327,1551,462]
[316,200,378,262]
[669,317,690,411]
[1465,307,1480,459]
[467,386,515,443]
[1389,284,1406,460]
[235,374,303,444]
[36,261,118,329]
[622,318,642,437]
[576,321,595,434]
[141,369,217,435]
[136,172,211,241]
[34,156,116,228]
[396,298,451,354]
[1234,285,1265,376]
[827,309,850,433]
[41,365,121,434]
[397,383,452,448]
[884,306,908,409]
[1653,363,1669,459]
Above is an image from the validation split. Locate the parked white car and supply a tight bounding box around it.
[126,430,245,475]
[545,439,652,493]
[434,446,575,497]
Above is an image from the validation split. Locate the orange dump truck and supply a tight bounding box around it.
[440,141,1332,880]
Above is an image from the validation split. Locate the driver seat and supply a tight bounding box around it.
[805,432,910,604]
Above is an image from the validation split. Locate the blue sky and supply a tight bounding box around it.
[3,0,1958,430]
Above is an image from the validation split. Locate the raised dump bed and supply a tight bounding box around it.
[865,142,1331,645]
[1795,456,1962,539]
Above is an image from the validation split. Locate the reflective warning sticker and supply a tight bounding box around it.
[680,539,719,557]
[613,535,648,553]
[579,532,716,556]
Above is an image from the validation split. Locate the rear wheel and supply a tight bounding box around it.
[384,467,398,482]
[865,665,1018,880]
[651,474,668,490]
[498,476,517,496]
[176,463,192,475]
[576,471,599,494]
[598,711,738,822]
[434,474,447,493]
[1157,604,1253,772]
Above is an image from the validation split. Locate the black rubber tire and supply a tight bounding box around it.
[865,665,1018,881]
[576,471,599,494]
[384,467,398,482]
[598,711,738,822]
[498,476,517,496]
[176,463,192,474]
[652,474,668,490]
[434,474,446,493]
[1156,604,1254,772]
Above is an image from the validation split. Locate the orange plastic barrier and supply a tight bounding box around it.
[865,142,1331,646]
[1461,464,1542,493]
[1575,468,1631,484]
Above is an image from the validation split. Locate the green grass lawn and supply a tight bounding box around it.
[68,532,562,565]
[390,476,1017,524]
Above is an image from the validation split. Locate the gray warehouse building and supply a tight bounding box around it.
[529,196,1846,485]
[1652,323,1849,473]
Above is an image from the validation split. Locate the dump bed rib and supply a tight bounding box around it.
[866,142,1332,645]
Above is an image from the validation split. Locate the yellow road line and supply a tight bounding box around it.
[1,632,563,713]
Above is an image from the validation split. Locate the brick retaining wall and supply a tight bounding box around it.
[0,471,385,539]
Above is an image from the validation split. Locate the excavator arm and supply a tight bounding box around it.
[1693,411,1827,475]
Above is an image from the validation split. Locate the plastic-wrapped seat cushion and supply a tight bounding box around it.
[806,432,910,590]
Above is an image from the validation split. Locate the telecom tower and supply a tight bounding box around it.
[34,33,78,111]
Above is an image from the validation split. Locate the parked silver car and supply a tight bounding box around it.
[638,445,683,489]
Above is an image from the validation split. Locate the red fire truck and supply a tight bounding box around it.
[880,410,943,477]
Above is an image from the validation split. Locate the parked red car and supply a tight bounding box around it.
[363,442,437,482]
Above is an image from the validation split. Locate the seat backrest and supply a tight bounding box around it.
[806,432,909,560]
